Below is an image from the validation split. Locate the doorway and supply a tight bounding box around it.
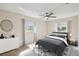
[24,20,37,45]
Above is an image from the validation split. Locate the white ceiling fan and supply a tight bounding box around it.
[39,3,70,20]
[40,12,56,20]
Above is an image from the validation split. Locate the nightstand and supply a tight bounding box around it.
[70,40,78,46]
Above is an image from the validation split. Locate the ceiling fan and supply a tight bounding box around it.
[40,12,56,20]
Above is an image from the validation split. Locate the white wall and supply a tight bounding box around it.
[0,10,23,47]
[0,10,48,46]
[47,17,70,34]
[69,16,78,41]
[78,15,79,46]
[24,18,47,44]
[36,20,47,40]
[0,10,78,46]
[47,16,78,42]
[24,17,47,40]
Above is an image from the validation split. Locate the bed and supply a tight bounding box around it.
[35,32,69,56]
[19,32,78,56]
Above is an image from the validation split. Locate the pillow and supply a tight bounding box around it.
[52,32,68,34]
[56,35,66,39]
[49,33,67,38]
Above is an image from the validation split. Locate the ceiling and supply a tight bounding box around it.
[0,3,79,21]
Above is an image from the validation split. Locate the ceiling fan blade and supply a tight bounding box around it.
[49,13,53,16]
[49,16,56,18]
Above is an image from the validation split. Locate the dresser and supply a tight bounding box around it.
[0,38,20,54]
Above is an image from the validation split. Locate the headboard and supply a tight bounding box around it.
[52,32,70,44]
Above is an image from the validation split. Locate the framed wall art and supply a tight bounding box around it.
[0,19,13,32]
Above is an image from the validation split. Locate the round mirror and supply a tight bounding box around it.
[0,19,13,32]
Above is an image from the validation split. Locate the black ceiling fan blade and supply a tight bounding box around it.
[49,13,53,15]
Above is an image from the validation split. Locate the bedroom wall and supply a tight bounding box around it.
[47,16,78,42]
[24,18,47,44]
[36,20,48,40]
[78,15,79,47]
[68,16,78,42]
[47,17,70,34]
[0,10,24,47]
[0,10,47,46]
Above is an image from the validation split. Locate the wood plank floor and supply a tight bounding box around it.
[0,45,29,56]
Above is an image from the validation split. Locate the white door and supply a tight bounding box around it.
[25,31,35,44]
[24,20,36,45]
